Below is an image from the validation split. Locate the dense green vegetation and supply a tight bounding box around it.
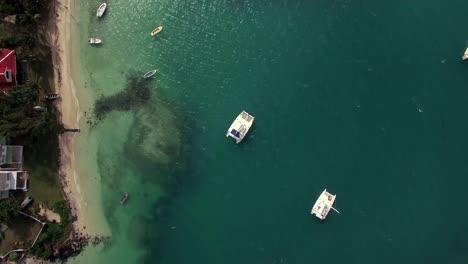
[0,81,62,139]
[0,199,19,224]
[0,0,72,260]
[29,200,70,259]
[0,0,50,62]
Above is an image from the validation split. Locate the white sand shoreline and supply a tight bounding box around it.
[49,0,90,236]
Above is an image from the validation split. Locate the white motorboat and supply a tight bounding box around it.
[463,47,468,60]
[143,69,157,78]
[89,38,102,45]
[311,189,340,220]
[226,111,254,143]
[151,26,163,36]
[96,3,107,18]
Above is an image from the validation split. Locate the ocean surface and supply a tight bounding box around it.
[69,0,468,263]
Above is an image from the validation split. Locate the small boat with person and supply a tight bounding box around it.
[463,47,468,60]
[226,111,255,144]
[150,26,163,36]
[143,69,157,79]
[96,3,107,18]
[120,193,129,204]
[89,38,102,45]
[44,94,60,101]
[311,189,340,220]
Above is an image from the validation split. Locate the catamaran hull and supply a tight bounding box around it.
[226,111,255,143]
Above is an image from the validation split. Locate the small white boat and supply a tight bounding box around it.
[226,111,255,143]
[96,3,107,18]
[44,94,60,101]
[33,106,47,112]
[20,196,33,209]
[150,26,163,36]
[120,193,129,204]
[89,38,102,45]
[311,189,340,220]
[463,47,468,60]
[143,69,157,79]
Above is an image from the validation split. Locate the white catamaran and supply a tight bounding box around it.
[226,111,255,143]
[311,189,340,220]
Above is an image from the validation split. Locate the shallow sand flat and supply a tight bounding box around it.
[50,0,109,237]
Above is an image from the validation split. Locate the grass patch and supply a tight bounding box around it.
[29,200,70,259]
[23,134,62,205]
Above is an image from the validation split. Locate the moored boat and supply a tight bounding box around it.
[311,189,340,220]
[150,26,163,36]
[44,94,60,100]
[120,193,129,204]
[143,69,157,79]
[463,47,468,60]
[226,111,255,143]
[33,106,47,112]
[96,3,107,18]
[89,38,102,45]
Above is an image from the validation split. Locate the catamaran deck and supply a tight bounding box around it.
[226,111,254,143]
[311,189,337,220]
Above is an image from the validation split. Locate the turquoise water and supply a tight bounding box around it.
[71,0,468,263]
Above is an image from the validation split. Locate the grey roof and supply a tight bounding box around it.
[0,172,9,191]
[0,191,9,199]
[5,145,23,163]
[16,171,27,189]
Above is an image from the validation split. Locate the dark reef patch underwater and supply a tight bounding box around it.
[88,71,193,263]
[94,73,152,119]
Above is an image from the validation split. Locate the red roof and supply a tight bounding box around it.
[0,49,17,92]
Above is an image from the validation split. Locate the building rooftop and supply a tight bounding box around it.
[0,145,23,167]
[0,171,28,192]
[0,49,17,92]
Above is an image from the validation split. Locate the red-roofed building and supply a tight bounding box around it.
[0,49,17,92]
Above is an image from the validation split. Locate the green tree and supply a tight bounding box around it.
[0,80,62,139]
[0,198,19,224]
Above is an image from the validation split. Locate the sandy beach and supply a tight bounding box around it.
[49,0,93,235]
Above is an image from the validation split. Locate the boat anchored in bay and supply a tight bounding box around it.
[311,189,340,220]
[89,38,102,45]
[143,69,157,79]
[120,193,129,204]
[151,26,163,36]
[96,3,107,18]
[226,111,255,143]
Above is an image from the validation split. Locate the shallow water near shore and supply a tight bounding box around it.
[69,0,468,263]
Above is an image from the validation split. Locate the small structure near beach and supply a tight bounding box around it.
[0,145,23,170]
[0,171,28,199]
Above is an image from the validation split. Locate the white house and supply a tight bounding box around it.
[0,145,23,170]
[0,171,28,198]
